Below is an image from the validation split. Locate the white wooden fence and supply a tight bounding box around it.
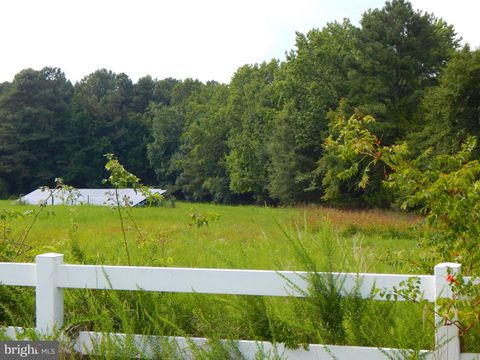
[0,253,478,359]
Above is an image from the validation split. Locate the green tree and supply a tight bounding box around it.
[146,105,185,186]
[350,0,458,141]
[0,67,73,194]
[146,79,204,190]
[410,46,480,156]
[67,69,154,187]
[175,82,232,202]
[131,75,157,113]
[318,0,458,206]
[269,21,356,203]
[267,104,306,204]
[225,61,280,202]
[154,78,181,106]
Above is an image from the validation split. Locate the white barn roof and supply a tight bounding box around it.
[19,188,166,207]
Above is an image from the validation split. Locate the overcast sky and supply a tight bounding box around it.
[0,0,478,84]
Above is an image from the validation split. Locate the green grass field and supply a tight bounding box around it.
[0,200,424,273]
[2,200,456,357]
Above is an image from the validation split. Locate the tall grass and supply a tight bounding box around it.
[0,200,422,273]
[0,200,453,358]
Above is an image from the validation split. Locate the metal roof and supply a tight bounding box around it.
[19,188,166,207]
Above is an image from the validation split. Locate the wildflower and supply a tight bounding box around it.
[446,274,457,284]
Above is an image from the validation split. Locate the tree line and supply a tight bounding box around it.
[1,0,479,206]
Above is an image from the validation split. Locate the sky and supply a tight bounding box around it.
[0,0,478,84]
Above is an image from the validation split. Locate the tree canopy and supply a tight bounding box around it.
[0,0,472,207]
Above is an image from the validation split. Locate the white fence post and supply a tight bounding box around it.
[434,262,461,360]
[36,253,64,335]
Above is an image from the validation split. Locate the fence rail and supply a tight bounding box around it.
[0,253,476,359]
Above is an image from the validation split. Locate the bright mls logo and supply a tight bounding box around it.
[0,341,58,359]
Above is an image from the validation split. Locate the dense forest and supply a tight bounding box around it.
[0,0,479,206]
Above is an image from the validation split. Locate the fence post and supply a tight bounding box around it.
[36,253,64,335]
[434,262,461,360]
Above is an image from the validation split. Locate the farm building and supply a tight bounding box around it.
[19,188,166,207]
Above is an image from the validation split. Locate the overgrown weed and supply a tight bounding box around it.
[0,192,444,358]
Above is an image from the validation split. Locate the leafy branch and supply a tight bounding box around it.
[323,111,480,340]
[103,153,164,265]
